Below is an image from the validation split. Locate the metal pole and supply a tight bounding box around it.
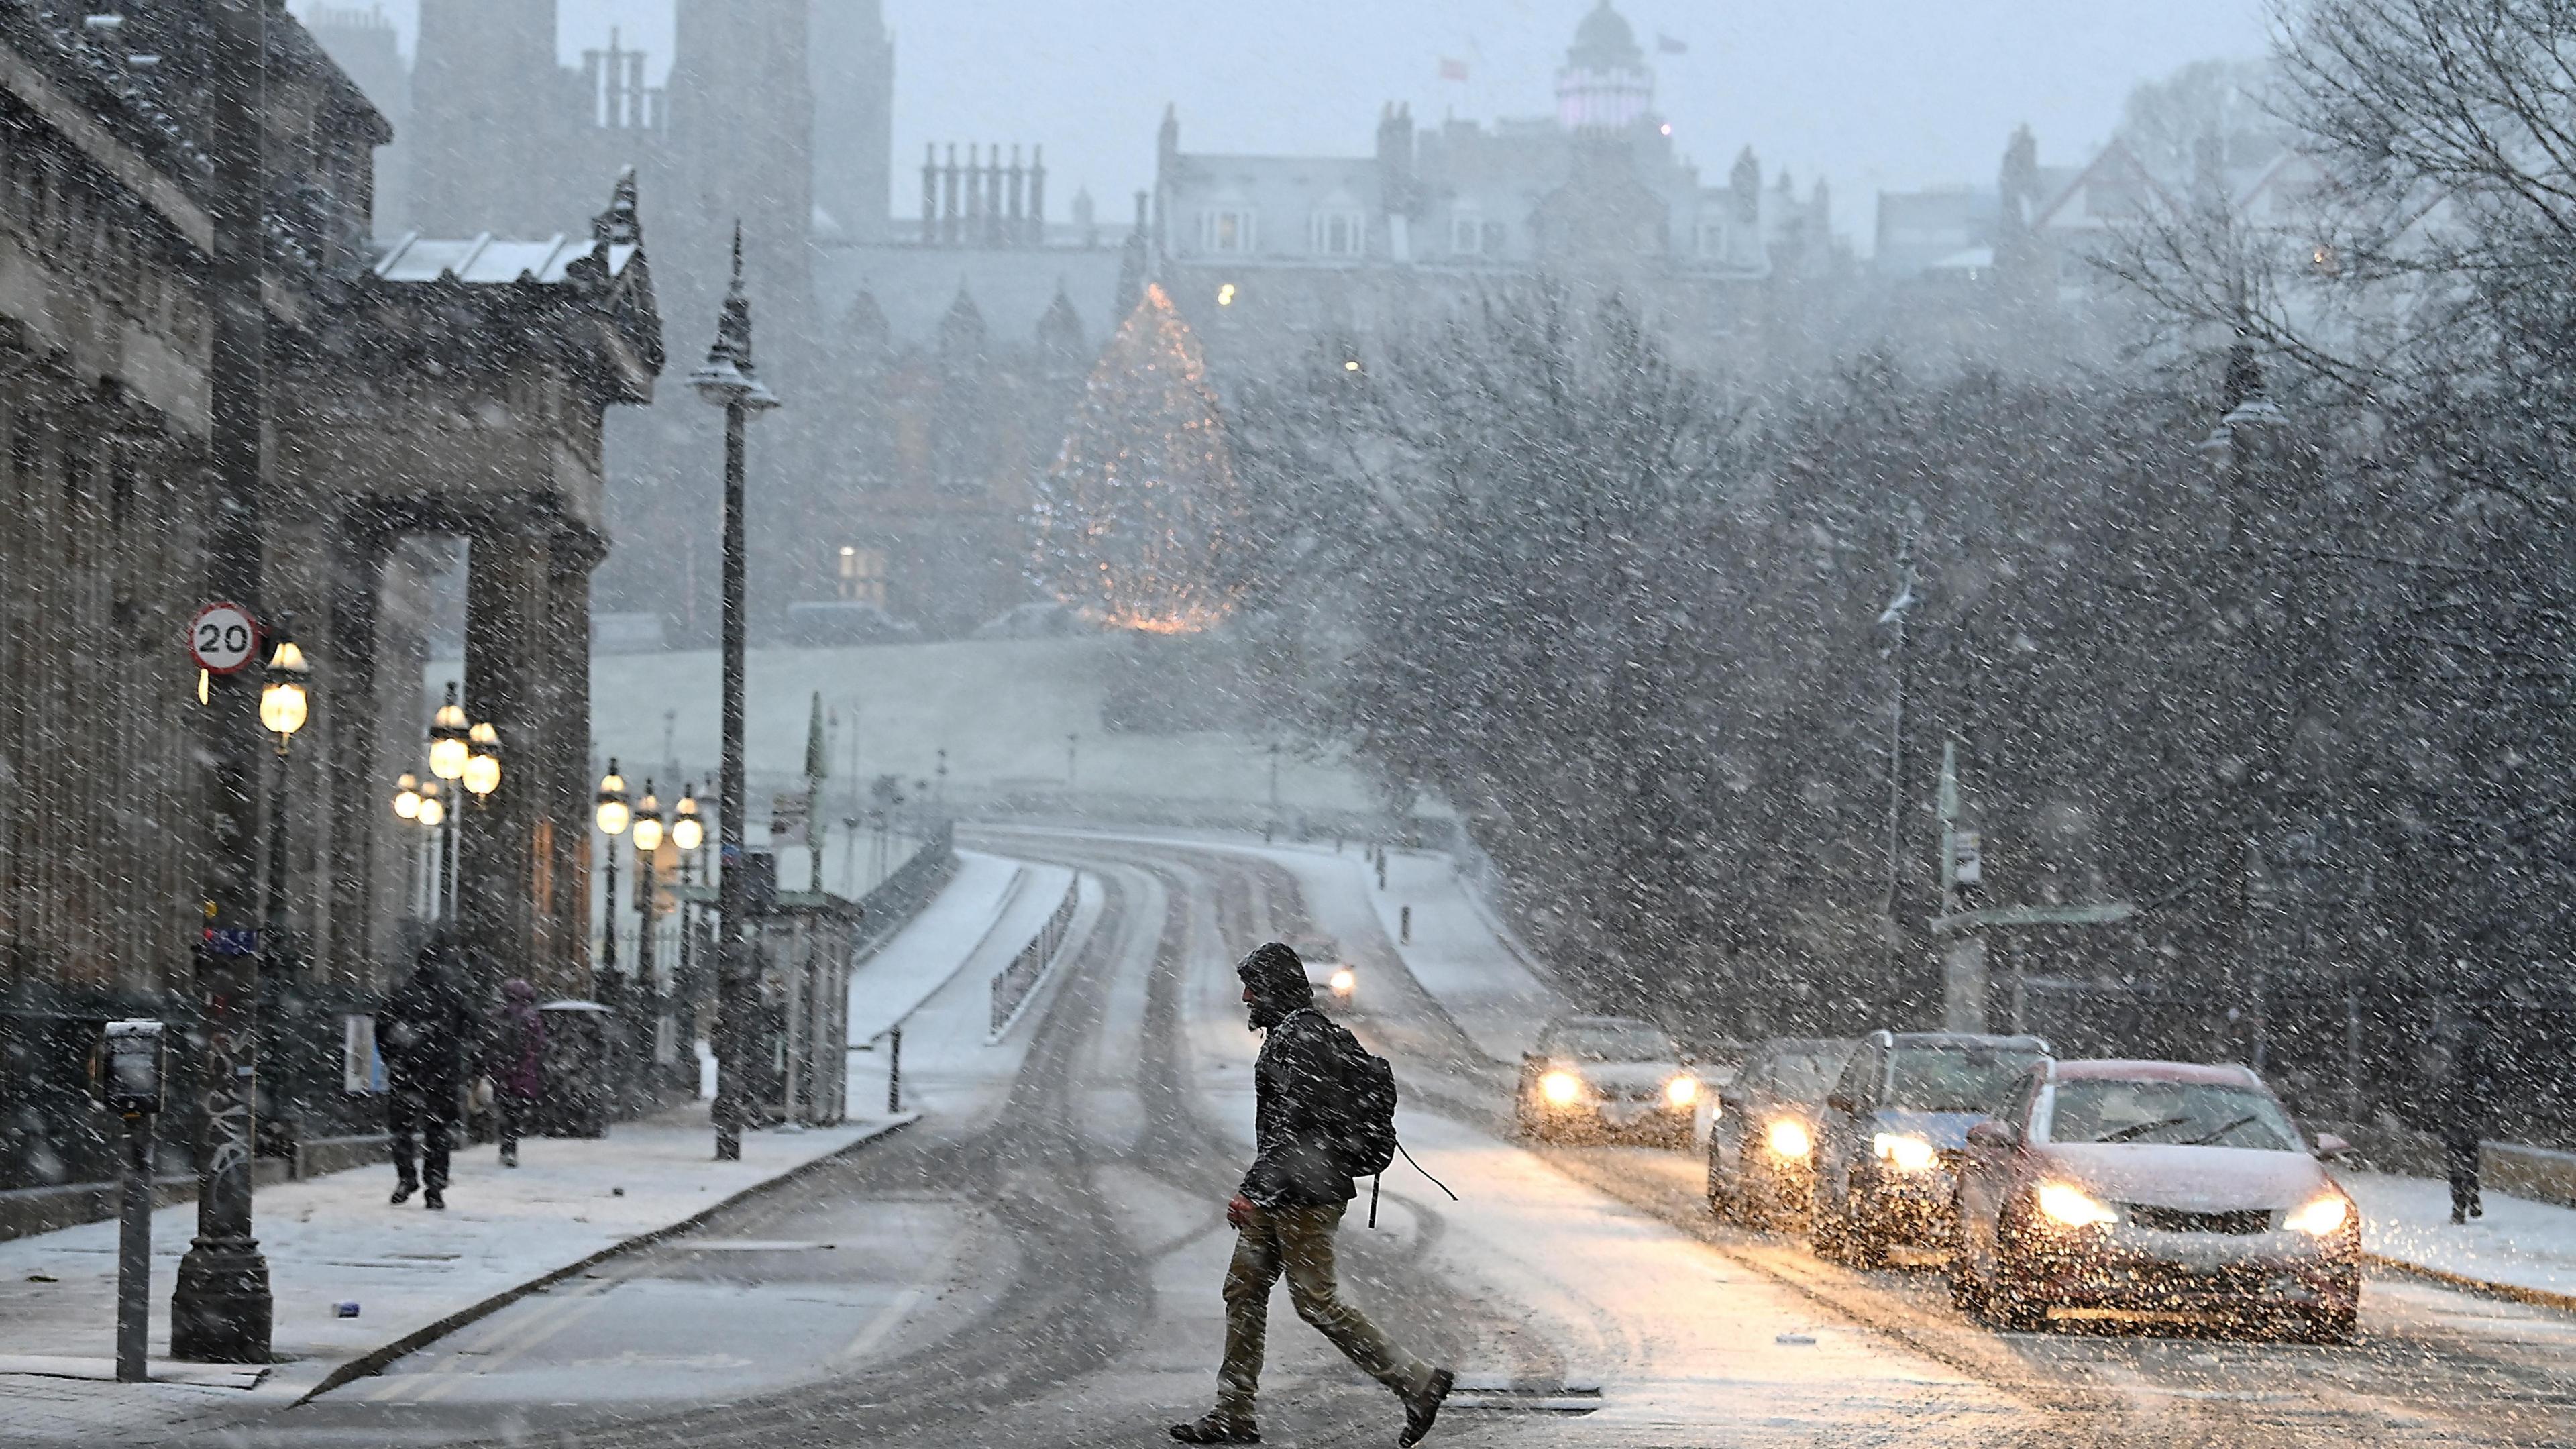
[887,1026,902,1114]
[117,1118,153,1382]
[714,394,751,1161]
[440,812,457,920]
[263,743,290,944]
[635,845,658,1101]
[173,0,273,1364]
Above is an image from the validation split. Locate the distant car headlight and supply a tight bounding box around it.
[1765,1118,1812,1158]
[1664,1075,1699,1108]
[2035,1181,2119,1228]
[1872,1132,1939,1172]
[1329,967,1356,996]
[1539,1071,1583,1106]
[2284,1194,2352,1236]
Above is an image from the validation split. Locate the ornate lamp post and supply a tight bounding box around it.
[690,227,780,1160]
[417,782,450,918]
[427,683,470,786]
[671,784,704,1054]
[256,636,312,949]
[173,0,275,1364]
[594,760,631,1002]
[631,783,665,1107]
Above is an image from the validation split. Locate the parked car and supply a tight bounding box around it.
[1949,1058,2360,1341]
[1707,1037,1858,1227]
[1811,1030,2052,1265]
[1290,936,1358,1005]
[1516,1015,1702,1148]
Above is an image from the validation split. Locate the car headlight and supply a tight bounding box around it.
[2035,1181,2119,1228]
[1664,1075,1699,1108]
[1329,967,1356,996]
[1765,1118,1812,1158]
[1539,1071,1583,1106]
[2284,1194,2352,1236]
[1872,1132,1939,1172]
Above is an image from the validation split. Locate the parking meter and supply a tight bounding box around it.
[101,1019,163,1383]
[103,1020,165,1117]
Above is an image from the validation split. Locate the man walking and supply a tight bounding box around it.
[1171,942,1452,1446]
[2433,1015,2493,1225]
[381,939,469,1210]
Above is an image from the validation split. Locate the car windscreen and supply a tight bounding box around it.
[1550,1022,1677,1061]
[1886,1045,2045,1112]
[1768,1046,1851,1102]
[2048,1078,2302,1151]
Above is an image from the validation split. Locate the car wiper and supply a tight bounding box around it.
[2184,1114,2261,1146]
[2096,1115,2194,1144]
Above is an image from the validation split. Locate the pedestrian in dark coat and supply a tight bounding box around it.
[1170,942,1453,1448]
[489,978,547,1167]
[381,941,470,1210]
[2433,1017,2493,1224]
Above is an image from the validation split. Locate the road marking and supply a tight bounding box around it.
[838,1289,924,1362]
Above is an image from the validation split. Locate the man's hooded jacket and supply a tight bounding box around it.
[1238,941,1357,1208]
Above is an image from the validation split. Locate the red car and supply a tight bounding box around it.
[1949,1058,2360,1342]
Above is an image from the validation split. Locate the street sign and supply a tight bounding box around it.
[770,793,810,845]
[187,602,260,674]
[1950,830,1982,887]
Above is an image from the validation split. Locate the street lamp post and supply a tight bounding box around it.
[257,637,312,950]
[421,783,451,918]
[671,785,704,1087]
[690,226,781,1161]
[173,0,274,1364]
[632,784,665,1108]
[594,761,631,1004]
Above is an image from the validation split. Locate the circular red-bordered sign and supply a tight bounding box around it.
[187,602,261,674]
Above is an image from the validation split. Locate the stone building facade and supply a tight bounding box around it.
[0,3,659,1211]
[1150,1,1841,384]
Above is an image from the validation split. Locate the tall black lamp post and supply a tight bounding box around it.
[690,226,780,1160]
[173,0,274,1364]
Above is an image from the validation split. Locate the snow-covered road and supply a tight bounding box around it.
[214,826,2576,1449]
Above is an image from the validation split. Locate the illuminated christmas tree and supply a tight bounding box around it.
[1035,284,1243,633]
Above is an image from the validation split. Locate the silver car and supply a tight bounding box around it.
[1516,1015,1703,1148]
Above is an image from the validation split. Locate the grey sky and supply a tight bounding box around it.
[301,1,2275,252]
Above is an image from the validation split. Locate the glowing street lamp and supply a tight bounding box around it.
[258,638,310,750]
[671,786,704,854]
[392,773,421,821]
[428,682,470,782]
[463,720,502,801]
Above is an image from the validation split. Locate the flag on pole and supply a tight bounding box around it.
[1438,56,1469,82]
[1656,33,1688,54]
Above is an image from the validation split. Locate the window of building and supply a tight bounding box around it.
[1310,209,1365,256]
[837,545,889,608]
[1199,209,1256,254]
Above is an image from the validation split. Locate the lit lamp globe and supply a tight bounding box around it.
[392,773,422,820]
[428,682,470,782]
[259,639,311,743]
[671,787,704,853]
[595,762,631,837]
[631,785,664,854]
[417,781,447,828]
[463,721,502,799]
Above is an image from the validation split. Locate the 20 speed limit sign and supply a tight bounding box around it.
[188,602,260,674]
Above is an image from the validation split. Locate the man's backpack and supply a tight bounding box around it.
[1321,1020,1400,1179]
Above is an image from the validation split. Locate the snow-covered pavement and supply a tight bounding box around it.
[0,1102,907,1444]
[2347,1171,2576,1307]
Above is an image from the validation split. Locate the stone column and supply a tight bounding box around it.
[541,525,608,998]
[459,515,550,1007]
[322,522,387,992]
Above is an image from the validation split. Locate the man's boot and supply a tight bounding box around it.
[391,1179,416,1206]
[1399,1367,1456,1447]
[424,1189,445,1211]
[1169,1414,1259,1444]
